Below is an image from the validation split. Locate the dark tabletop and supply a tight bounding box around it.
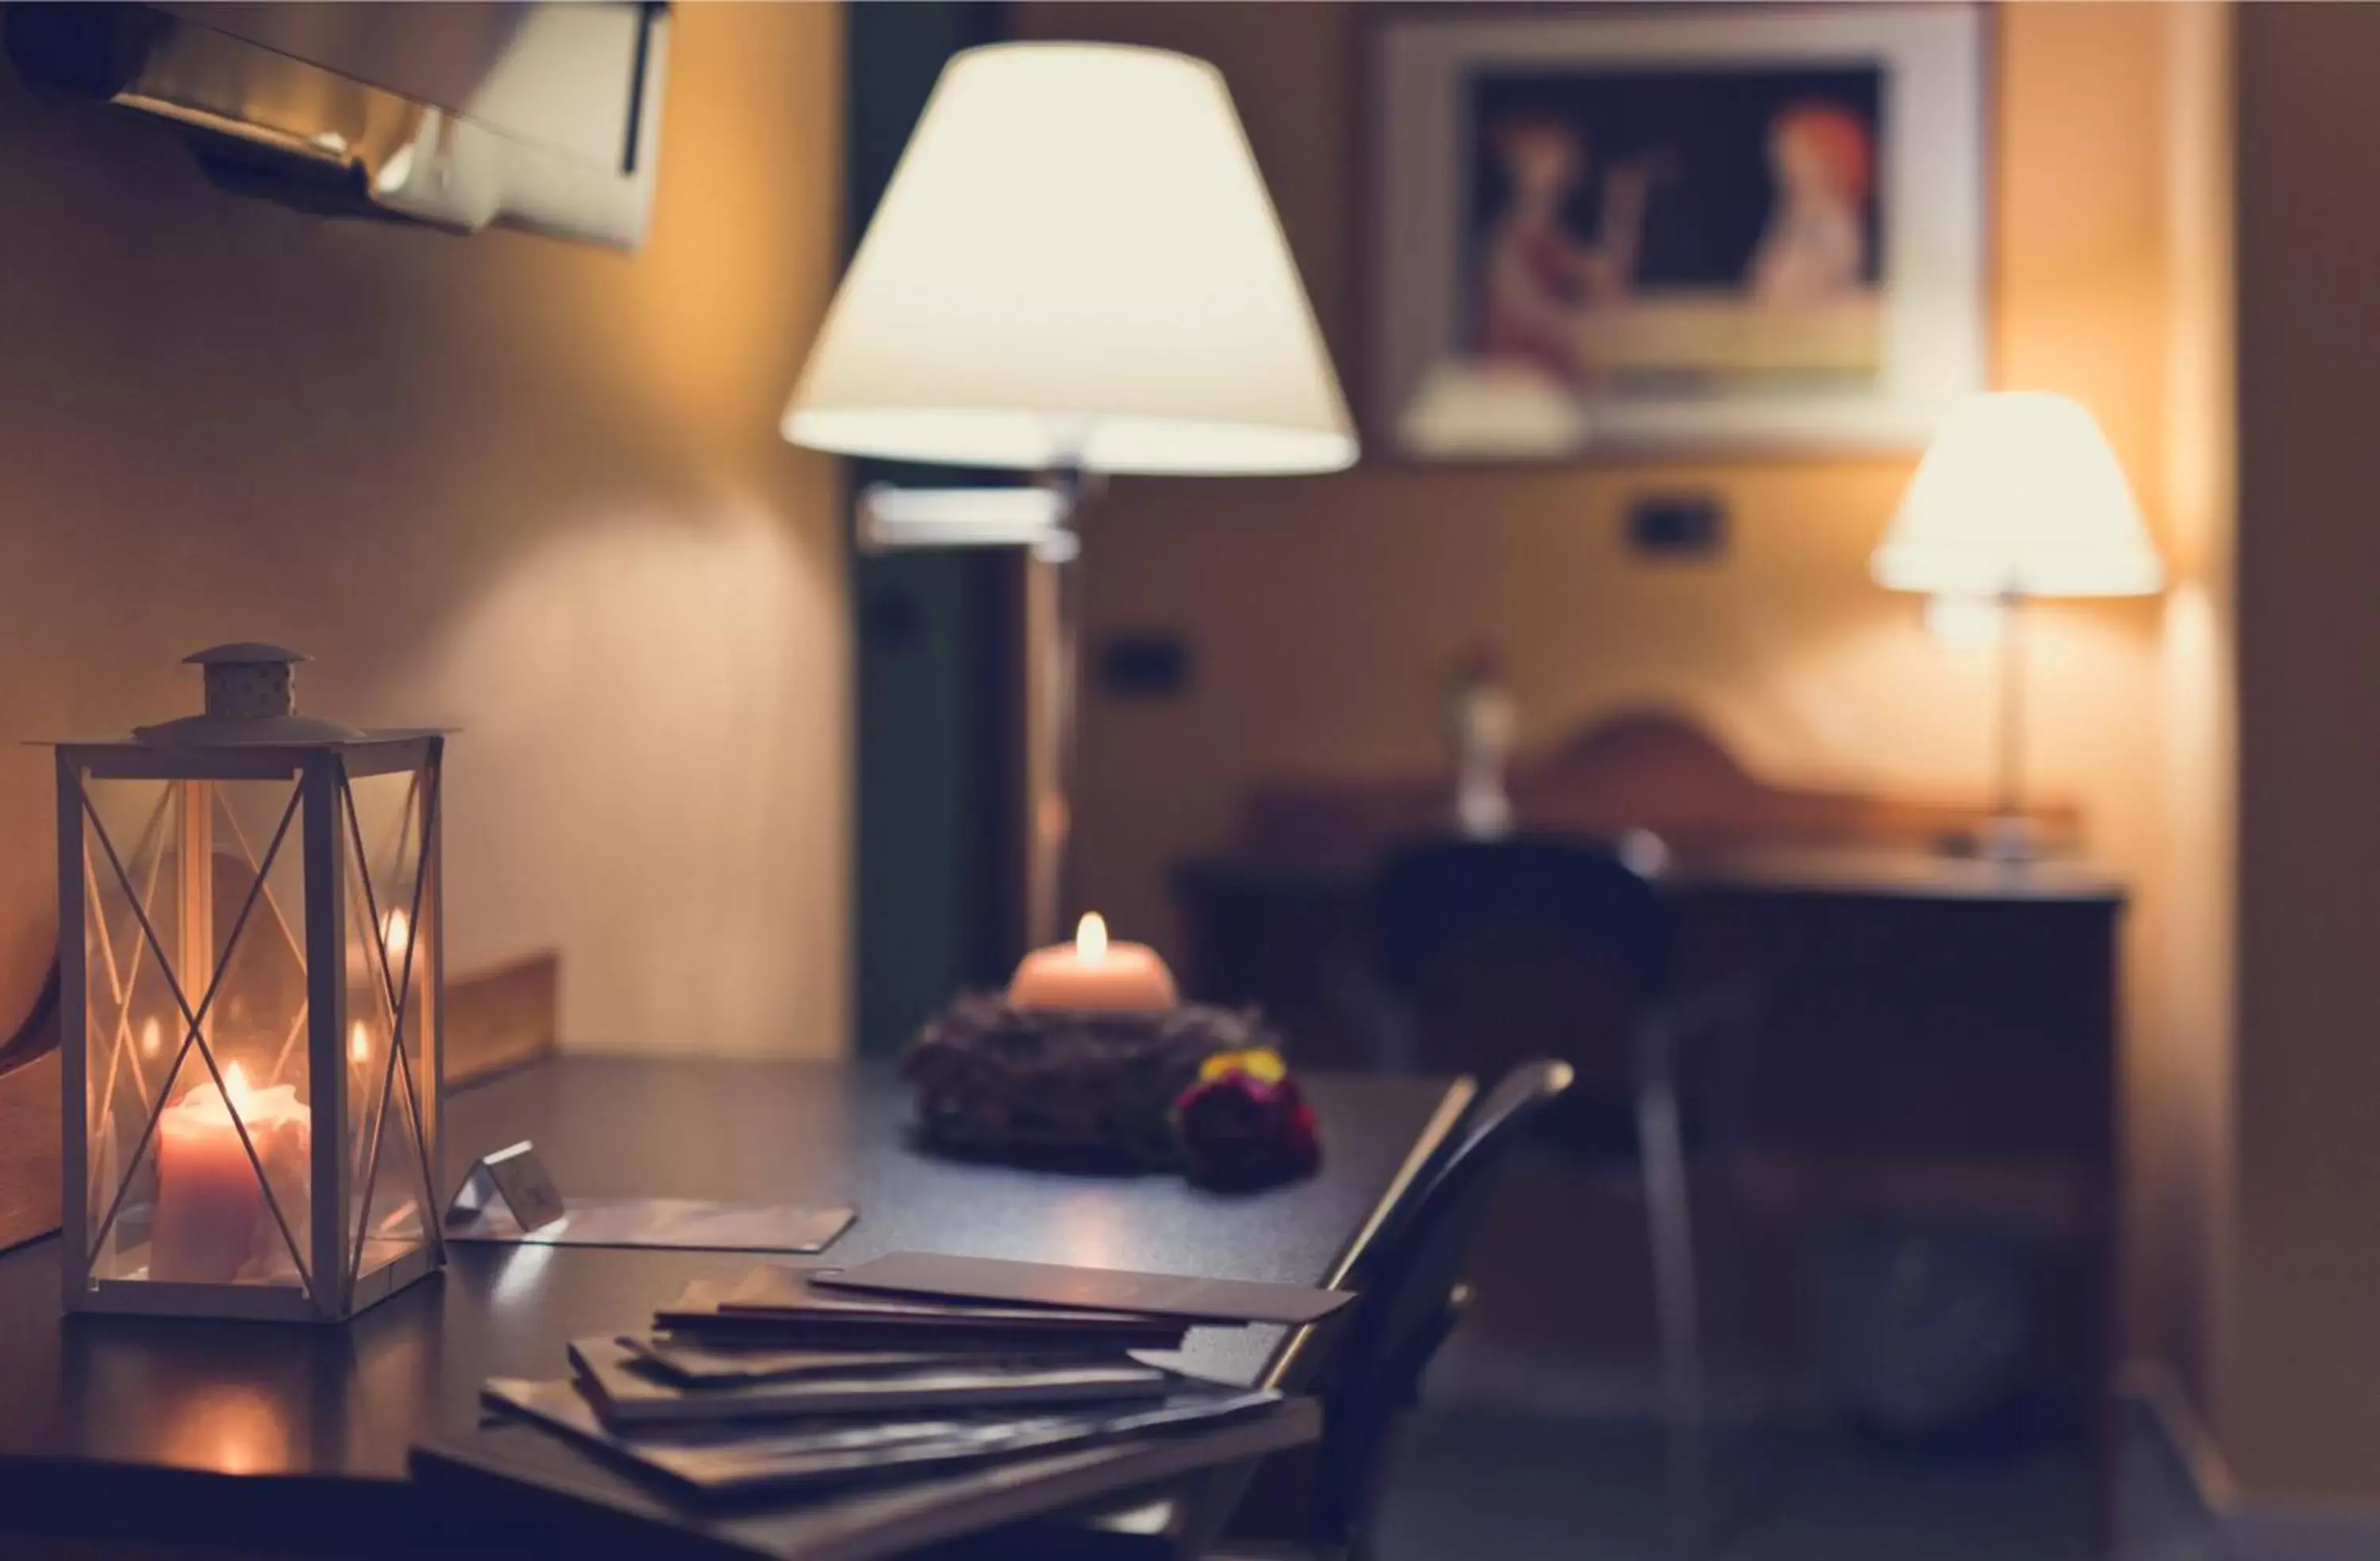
[0,1057,1464,1551]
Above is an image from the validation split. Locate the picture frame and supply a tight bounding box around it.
[1368,5,1988,460]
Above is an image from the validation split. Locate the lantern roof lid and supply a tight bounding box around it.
[133,642,365,747]
[184,642,310,666]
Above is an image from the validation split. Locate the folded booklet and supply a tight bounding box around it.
[620,1335,965,1387]
[479,1373,1289,1499]
[654,1271,1188,1353]
[570,1337,1173,1427]
[814,1252,1358,1327]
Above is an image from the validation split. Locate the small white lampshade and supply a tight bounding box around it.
[782,43,1355,477]
[1873,393,2163,598]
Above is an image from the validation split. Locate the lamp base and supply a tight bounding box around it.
[1976,813,2044,864]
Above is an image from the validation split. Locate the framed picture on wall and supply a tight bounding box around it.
[1368,6,1987,459]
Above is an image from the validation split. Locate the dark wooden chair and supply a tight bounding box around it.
[1370,837,1668,1136]
[1365,836,1755,1554]
[1209,1059,1576,1561]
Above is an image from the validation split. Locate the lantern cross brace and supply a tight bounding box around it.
[79,780,316,1295]
[337,769,443,1292]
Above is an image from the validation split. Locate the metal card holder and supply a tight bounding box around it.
[446,1141,567,1236]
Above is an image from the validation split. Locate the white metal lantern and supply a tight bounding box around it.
[55,645,444,1321]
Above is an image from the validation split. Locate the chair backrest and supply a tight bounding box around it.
[1307,1058,1577,1545]
[1368,836,1668,1107]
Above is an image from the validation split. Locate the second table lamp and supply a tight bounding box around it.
[1872,392,2164,860]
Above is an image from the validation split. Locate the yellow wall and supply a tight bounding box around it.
[0,5,850,1058]
[1019,2,2232,1398]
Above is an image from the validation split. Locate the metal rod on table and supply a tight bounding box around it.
[1049,539,1082,942]
[1997,585,2025,825]
[1029,466,1088,949]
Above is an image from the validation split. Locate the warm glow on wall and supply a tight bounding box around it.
[398,500,845,1058]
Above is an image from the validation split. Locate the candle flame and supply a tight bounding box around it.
[140,1016,163,1057]
[1075,912,1108,961]
[169,1057,306,1127]
[382,908,412,959]
[349,1022,371,1064]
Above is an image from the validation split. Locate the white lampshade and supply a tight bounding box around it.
[781,43,1355,476]
[1873,393,2163,598]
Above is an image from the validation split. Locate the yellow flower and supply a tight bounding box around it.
[1198,1046,1288,1086]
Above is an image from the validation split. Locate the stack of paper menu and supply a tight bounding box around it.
[466,1252,1352,1511]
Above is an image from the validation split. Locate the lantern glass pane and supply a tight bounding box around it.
[344,766,435,1281]
[80,777,182,1281]
[85,776,314,1291]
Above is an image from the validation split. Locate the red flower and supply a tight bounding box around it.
[1173,1050,1322,1187]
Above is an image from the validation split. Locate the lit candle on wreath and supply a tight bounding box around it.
[904,907,1320,1185]
[1005,914,1179,1014]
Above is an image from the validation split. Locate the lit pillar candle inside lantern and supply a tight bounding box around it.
[152,1063,312,1284]
[1006,913,1179,1013]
